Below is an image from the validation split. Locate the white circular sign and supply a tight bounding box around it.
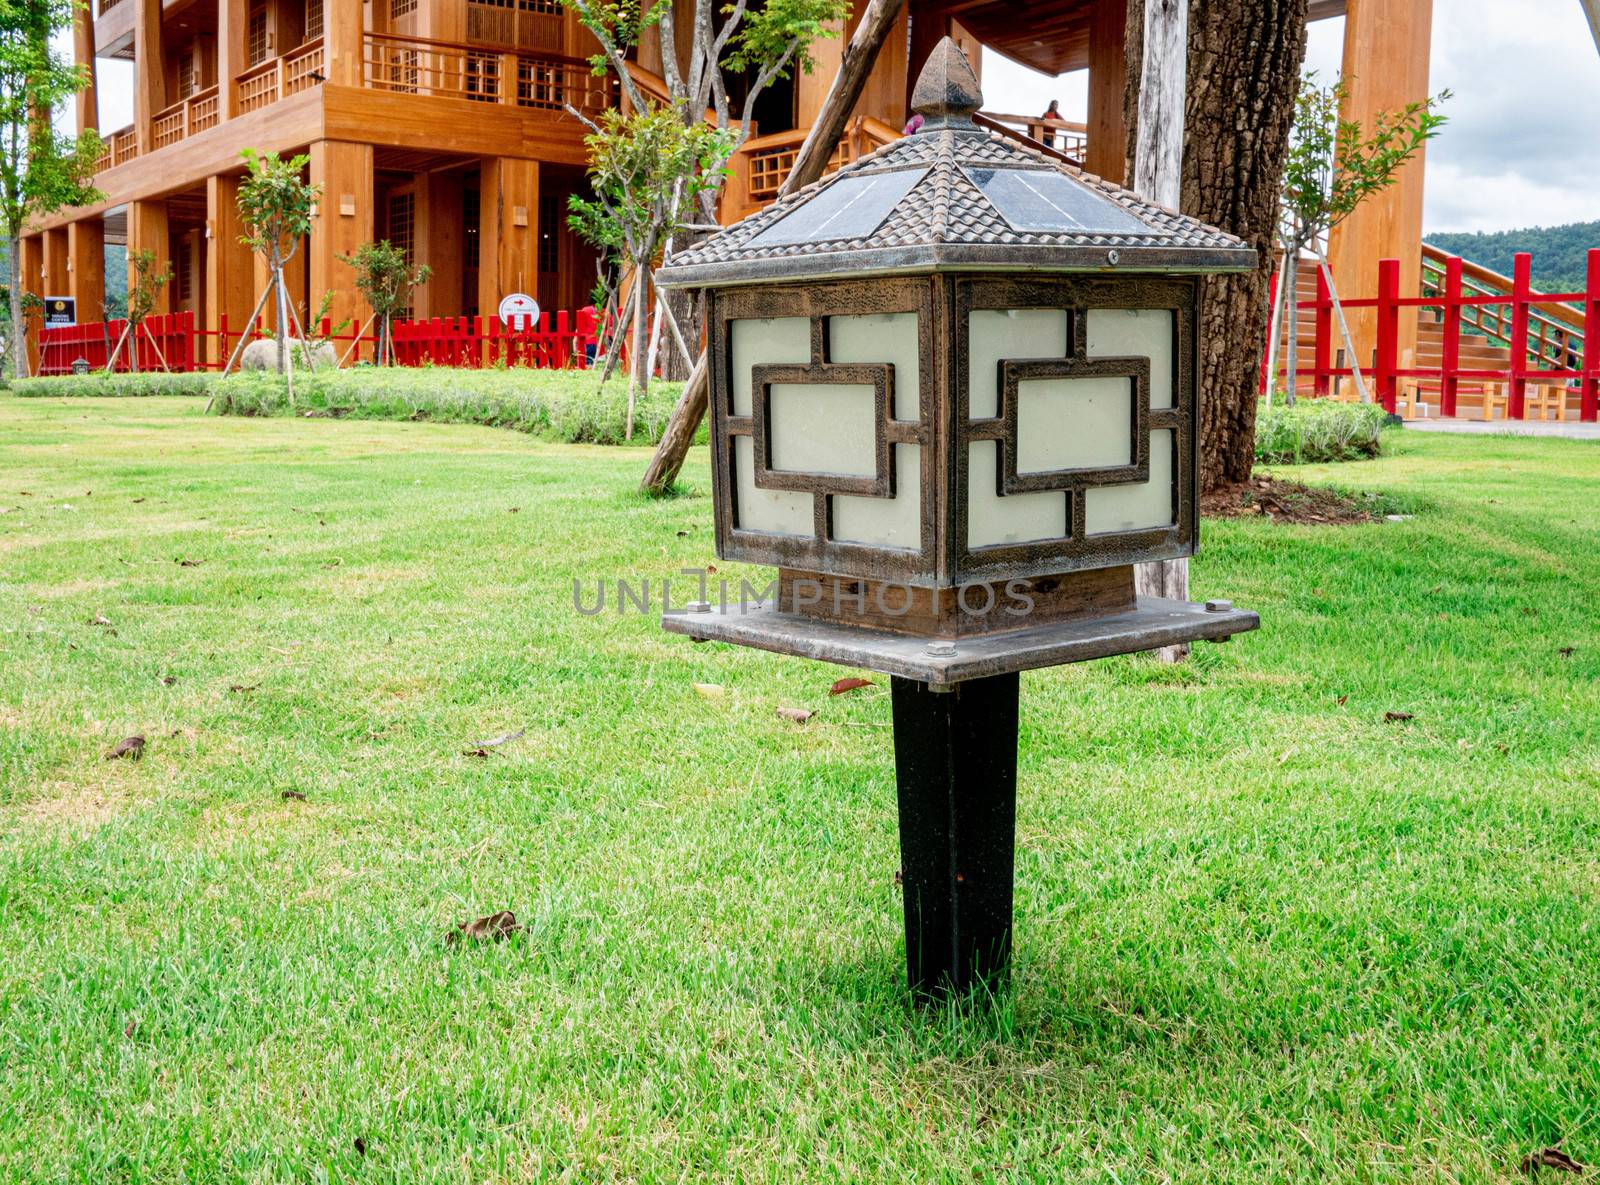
[498,293,540,329]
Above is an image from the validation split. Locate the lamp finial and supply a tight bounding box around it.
[910,36,983,124]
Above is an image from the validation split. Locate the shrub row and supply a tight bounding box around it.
[206,367,692,447]
[1254,398,1390,465]
[10,372,216,398]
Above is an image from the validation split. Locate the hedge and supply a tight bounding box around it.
[1254,399,1390,465]
[10,372,216,398]
[206,366,692,447]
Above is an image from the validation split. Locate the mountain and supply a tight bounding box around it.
[1426,221,1599,295]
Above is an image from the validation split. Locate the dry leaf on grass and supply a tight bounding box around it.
[1520,1147,1584,1175]
[829,677,874,696]
[281,789,307,802]
[159,674,177,686]
[1336,694,1349,706]
[446,910,522,946]
[467,728,525,750]
[229,683,259,694]
[776,707,814,724]
[88,613,113,628]
[693,683,725,700]
[1383,711,1415,723]
[104,735,145,761]
[1558,646,1575,658]
[177,558,204,568]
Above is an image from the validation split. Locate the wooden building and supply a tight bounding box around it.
[25,0,1429,370]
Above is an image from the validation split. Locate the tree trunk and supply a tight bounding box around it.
[1127,0,1309,491]
[274,252,289,376]
[8,235,25,380]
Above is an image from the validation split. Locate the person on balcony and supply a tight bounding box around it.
[1039,99,1061,147]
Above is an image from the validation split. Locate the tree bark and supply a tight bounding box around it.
[1127,0,1309,491]
[8,235,25,380]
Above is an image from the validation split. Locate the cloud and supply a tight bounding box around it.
[985,3,1600,234]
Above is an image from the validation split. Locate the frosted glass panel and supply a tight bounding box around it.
[769,383,877,476]
[967,442,1066,546]
[968,309,1068,419]
[734,435,811,536]
[830,312,919,420]
[834,444,920,548]
[1087,308,1173,410]
[1085,429,1175,533]
[731,318,810,416]
[1016,375,1134,473]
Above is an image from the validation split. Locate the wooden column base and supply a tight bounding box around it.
[777,565,1135,639]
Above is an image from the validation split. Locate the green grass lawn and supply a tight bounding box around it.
[2,396,1597,1183]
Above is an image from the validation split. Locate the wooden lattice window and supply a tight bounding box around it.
[465,52,498,102]
[387,191,416,318]
[305,0,323,40]
[177,51,197,98]
[391,0,417,17]
[518,60,563,109]
[247,5,268,66]
[538,195,559,274]
[175,240,193,303]
[463,189,480,270]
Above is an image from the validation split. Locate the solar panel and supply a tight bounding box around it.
[749,168,929,248]
[963,167,1160,236]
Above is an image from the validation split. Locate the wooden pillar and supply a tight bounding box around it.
[1085,0,1127,182]
[69,220,106,321]
[207,174,254,364]
[325,0,363,87]
[309,140,374,337]
[127,200,171,317]
[41,228,69,300]
[477,157,538,317]
[134,0,165,151]
[218,0,246,119]
[20,235,43,374]
[416,172,463,319]
[1327,0,1434,380]
[74,0,98,133]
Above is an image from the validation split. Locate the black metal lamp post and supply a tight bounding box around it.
[658,39,1261,998]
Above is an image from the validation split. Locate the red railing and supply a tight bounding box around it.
[38,308,601,374]
[39,311,199,374]
[1280,248,1600,422]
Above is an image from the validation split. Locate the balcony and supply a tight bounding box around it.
[361,32,613,120]
[238,38,325,116]
[725,116,900,222]
[151,86,220,150]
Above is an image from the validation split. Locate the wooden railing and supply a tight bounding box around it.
[150,85,220,150]
[238,39,325,115]
[1419,243,1586,369]
[726,115,900,220]
[92,124,139,173]
[363,33,612,118]
[976,111,1088,162]
[465,0,563,53]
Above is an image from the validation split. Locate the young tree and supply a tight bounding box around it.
[337,240,430,366]
[0,0,103,378]
[234,148,318,375]
[1272,73,1447,404]
[108,247,171,373]
[567,105,732,437]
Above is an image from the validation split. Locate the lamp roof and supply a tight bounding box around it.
[657,38,1256,289]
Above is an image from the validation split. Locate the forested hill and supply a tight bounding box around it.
[1426,221,1600,295]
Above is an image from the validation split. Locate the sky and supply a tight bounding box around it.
[73,2,1600,235]
[980,0,1600,234]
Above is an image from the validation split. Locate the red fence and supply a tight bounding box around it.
[1281,248,1600,422]
[39,311,201,375]
[38,307,601,376]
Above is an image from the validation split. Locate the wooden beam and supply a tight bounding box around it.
[133,0,164,152]
[478,157,539,316]
[68,220,105,321]
[309,141,374,337]
[1326,0,1433,389]
[128,200,171,317]
[218,0,246,119]
[1131,0,1188,655]
[74,1,97,134]
[207,173,254,365]
[781,0,910,197]
[1085,0,1128,182]
[20,236,43,374]
[417,172,464,319]
[326,0,363,87]
[41,228,69,300]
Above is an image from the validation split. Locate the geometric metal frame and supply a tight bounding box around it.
[997,356,1150,493]
[751,361,895,498]
[950,274,1198,586]
[707,273,1200,590]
